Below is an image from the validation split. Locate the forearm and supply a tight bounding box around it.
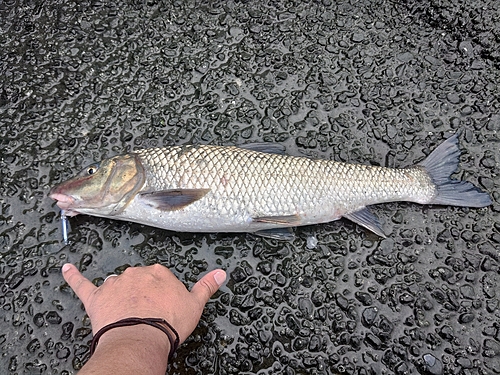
[79,325,170,375]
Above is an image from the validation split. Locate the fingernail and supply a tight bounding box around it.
[214,270,226,286]
[62,263,72,273]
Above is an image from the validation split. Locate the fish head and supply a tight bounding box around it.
[49,154,145,217]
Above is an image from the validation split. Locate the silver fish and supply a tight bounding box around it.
[49,133,491,240]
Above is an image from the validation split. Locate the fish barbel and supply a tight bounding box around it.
[49,133,491,240]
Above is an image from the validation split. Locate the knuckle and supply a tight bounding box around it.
[67,273,82,288]
[122,266,138,276]
[151,264,165,272]
[150,263,168,277]
[197,278,216,296]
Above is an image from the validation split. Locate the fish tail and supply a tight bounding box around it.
[418,132,492,208]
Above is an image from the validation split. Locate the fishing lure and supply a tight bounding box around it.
[61,209,69,244]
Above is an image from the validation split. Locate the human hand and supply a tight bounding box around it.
[62,263,226,343]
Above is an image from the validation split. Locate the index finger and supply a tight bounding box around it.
[62,263,97,305]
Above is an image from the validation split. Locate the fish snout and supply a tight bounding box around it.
[49,189,77,214]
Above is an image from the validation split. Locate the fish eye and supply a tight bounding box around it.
[87,165,99,175]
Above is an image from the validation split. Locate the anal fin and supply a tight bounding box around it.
[344,208,386,238]
[139,189,210,211]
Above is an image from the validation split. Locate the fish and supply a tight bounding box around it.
[49,133,491,240]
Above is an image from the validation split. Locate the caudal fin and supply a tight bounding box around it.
[418,132,492,208]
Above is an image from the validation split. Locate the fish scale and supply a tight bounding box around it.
[134,145,432,224]
[49,133,491,240]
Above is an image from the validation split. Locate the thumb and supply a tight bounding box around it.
[190,269,226,304]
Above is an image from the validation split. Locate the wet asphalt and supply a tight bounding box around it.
[1,0,499,374]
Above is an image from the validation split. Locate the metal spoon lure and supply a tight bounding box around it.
[61,209,70,244]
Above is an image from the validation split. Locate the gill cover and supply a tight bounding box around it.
[51,154,145,215]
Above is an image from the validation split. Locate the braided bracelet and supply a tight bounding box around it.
[89,317,180,360]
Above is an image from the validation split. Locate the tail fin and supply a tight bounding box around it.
[418,132,492,207]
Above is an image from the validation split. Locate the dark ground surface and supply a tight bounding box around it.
[1,0,500,374]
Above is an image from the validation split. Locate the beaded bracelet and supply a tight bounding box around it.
[89,317,180,360]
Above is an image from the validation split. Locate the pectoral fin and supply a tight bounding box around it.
[344,208,386,238]
[140,189,210,211]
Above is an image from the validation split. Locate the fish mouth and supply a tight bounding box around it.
[49,191,79,216]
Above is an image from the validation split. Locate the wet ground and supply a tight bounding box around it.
[1,0,500,374]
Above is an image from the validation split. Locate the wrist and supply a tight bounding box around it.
[90,317,179,360]
[95,324,172,354]
[80,324,171,375]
